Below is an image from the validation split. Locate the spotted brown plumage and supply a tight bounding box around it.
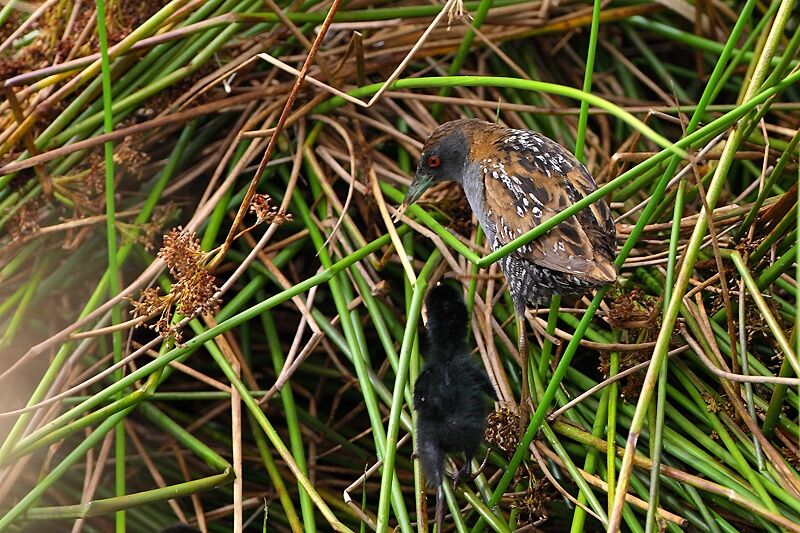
[399,118,617,413]
[402,118,616,310]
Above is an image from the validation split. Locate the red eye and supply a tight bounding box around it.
[427,155,441,168]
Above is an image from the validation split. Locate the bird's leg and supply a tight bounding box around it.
[453,460,471,487]
[435,484,444,533]
[517,313,531,430]
[454,448,492,485]
[471,448,492,481]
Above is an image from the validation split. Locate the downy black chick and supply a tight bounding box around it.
[413,282,497,531]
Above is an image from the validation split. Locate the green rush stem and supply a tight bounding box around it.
[623,26,690,103]
[737,16,770,105]
[241,0,526,23]
[727,250,800,374]
[573,0,602,161]
[443,482,470,533]
[626,16,798,71]
[608,0,788,525]
[249,412,303,533]
[466,227,484,328]
[351,267,412,406]
[50,19,246,147]
[291,178,413,532]
[7,230,401,463]
[261,310,315,532]
[19,402,234,522]
[470,288,609,533]
[0,283,26,323]
[0,181,40,227]
[316,76,684,158]
[756,242,799,289]
[606,333,620,517]
[672,364,778,510]
[537,295,560,381]
[709,0,780,105]
[0,407,133,529]
[207,324,353,531]
[375,250,441,532]
[565,357,795,517]
[569,387,612,533]
[432,0,495,118]
[470,14,781,526]
[762,346,796,437]
[0,0,19,25]
[24,472,233,520]
[556,405,796,528]
[0,257,50,348]
[750,198,800,264]
[456,486,511,533]
[409,270,426,533]
[529,330,609,531]
[0,122,196,467]
[0,241,36,281]
[530,335,609,525]
[702,312,800,429]
[94,1,125,530]
[646,171,686,531]
[3,0,193,164]
[572,380,743,491]
[739,275,764,471]
[141,400,231,471]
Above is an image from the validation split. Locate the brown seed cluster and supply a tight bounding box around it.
[250,193,292,226]
[607,287,653,328]
[113,137,150,180]
[599,287,664,400]
[121,204,177,252]
[781,447,800,469]
[485,406,522,456]
[701,391,733,417]
[131,228,218,341]
[725,293,784,363]
[0,1,164,80]
[159,228,218,317]
[8,198,41,242]
[511,473,552,527]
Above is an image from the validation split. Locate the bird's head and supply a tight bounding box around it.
[395,122,473,218]
[424,282,468,346]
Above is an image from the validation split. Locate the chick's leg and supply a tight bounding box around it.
[453,458,472,487]
[435,484,444,533]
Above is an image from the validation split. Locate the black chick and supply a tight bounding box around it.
[413,282,497,531]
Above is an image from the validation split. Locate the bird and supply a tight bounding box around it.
[414,282,497,532]
[399,119,616,417]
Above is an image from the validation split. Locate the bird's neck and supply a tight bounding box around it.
[461,165,491,235]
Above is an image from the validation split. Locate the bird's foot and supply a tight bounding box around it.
[453,450,492,487]
[452,463,471,487]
